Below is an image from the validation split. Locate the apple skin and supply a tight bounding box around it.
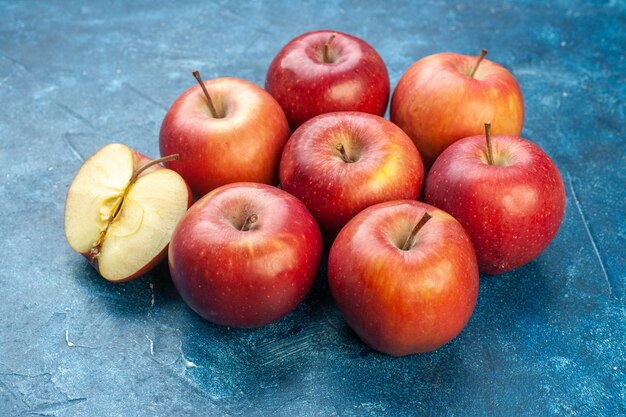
[168,182,323,328]
[328,200,479,356]
[266,30,390,129]
[391,52,524,169]
[424,134,566,275]
[160,77,290,197]
[279,111,424,238]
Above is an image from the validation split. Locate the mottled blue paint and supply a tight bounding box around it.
[0,0,624,416]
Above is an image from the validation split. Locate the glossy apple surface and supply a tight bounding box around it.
[391,51,524,169]
[266,30,390,129]
[328,200,479,356]
[279,111,424,237]
[424,134,565,274]
[168,182,323,328]
[65,144,191,282]
[160,77,290,197]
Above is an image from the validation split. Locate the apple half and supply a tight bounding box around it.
[64,143,191,282]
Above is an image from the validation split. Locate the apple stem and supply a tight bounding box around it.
[401,212,432,251]
[484,122,494,165]
[131,154,180,182]
[192,70,219,118]
[469,49,488,78]
[323,33,337,63]
[241,214,258,231]
[87,153,180,266]
[335,143,353,163]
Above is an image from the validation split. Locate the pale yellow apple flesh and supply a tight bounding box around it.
[64,144,189,282]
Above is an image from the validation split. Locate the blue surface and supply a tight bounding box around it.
[1,0,625,416]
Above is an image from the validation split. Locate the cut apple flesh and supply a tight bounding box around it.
[64,144,189,282]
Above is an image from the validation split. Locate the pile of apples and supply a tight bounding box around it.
[64,30,565,356]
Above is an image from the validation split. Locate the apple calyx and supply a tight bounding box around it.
[240,214,258,231]
[335,143,354,163]
[484,122,495,165]
[87,153,180,267]
[469,49,488,78]
[323,32,337,63]
[401,212,432,251]
[192,69,220,118]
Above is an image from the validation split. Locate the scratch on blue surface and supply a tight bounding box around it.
[178,330,199,369]
[62,134,83,161]
[27,397,88,414]
[63,308,75,348]
[148,280,155,308]
[145,335,154,355]
[63,308,93,349]
[258,329,318,367]
[0,52,29,72]
[566,172,612,298]
[123,82,168,111]
[56,103,95,130]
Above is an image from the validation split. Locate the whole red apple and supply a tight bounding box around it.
[279,111,424,237]
[328,200,479,356]
[168,182,323,328]
[424,124,566,274]
[391,50,524,169]
[266,30,390,129]
[160,72,290,197]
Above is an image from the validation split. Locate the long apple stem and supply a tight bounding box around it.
[323,33,337,63]
[401,212,432,251]
[335,143,353,163]
[192,70,219,118]
[131,154,180,182]
[241,214,258,231]
[88,153,180,265]
[484,122,494,165]
[470,49,488,78]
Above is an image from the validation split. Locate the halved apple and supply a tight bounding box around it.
[64,143,191,282]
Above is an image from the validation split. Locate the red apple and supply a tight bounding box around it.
[391,50,524,169]
[424,124,566,274]
[328,200,479,356]
[168,182,323,328]
[266,30,390,129]
[160,72,290,197]
[64,144,192,282]
[279,111,424,237]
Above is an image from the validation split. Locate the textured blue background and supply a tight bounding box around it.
[1,0,624,416]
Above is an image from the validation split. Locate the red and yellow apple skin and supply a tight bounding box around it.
[328,200,479,356]
[279,111,424,238]
[266,30,390,129]
[424,135,566,275]
[391,52,524,169]
[160,77,290,197]
[168,183,323,328]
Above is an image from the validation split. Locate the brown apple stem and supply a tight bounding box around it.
[335,143,353,163]
[241,214,258,231]
[131,154,180,182]
[401,212,432,251]
[323,33,337,63]
[484,122,494,165]
[88,153,180,265]
[192,70,219,118]
[469,49,488,78]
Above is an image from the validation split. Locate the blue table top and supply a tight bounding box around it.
[1,1,624,415]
